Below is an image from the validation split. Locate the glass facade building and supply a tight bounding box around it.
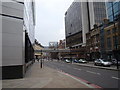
[106,1,120,21]
[65,2,107,48]
[65,2,84,48]
[87,2,107,29]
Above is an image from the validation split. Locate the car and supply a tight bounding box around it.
[94,59,112,66]
[112,59,120,66]
[73,59,79,63]
[78,59,87,63]
[65,59,71,63]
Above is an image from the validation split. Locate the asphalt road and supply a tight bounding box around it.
[43,60,120,88]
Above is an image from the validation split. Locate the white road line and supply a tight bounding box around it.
[78,69,82,71]
[97,73,101,75]
[112,76,120,80]
[74,68,82,71]
[86,71,101,75]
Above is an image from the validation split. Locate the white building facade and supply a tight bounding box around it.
[1,0,35,79]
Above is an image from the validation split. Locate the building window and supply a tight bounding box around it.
[106,2,112,9]
[108,15,113,21]
[107,37,112,50]
[112,27,117,33]
[107,7,113,16]
[113,36,119,49]
[107,29,111,35]
[113,3,119,13]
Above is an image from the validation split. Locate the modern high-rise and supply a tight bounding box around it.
[88,2,107,29]
[1,0,35,79]
[106,1,120,22]
[65,1,107,48]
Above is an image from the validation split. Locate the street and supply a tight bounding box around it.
[44,60,120,88]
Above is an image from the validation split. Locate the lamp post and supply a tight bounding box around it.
[57,42,59,61]
[40,50,43,68]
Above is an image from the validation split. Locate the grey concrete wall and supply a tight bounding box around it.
[0,1,2,89]
[1,1,24,66]
[0,1,2,67]
[1,0,35,79]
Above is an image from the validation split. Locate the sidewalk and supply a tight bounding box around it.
[2,61,94,88]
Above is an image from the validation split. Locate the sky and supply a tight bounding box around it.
[35,0,73,46]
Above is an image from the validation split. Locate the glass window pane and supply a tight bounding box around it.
[107,7,113,16]
[113,3,119,13]
[108,15,113,21]
[106,2,112,8]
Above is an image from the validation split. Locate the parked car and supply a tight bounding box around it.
[78,59,87,63]
[112,59,120,66]
[94,59,112,66]
[73,59,79,63]
[65,59,71,63]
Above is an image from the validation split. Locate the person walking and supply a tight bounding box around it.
[36,56,39,62]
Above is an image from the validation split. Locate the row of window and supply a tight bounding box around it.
[107,36,119,50]
[106,28,118,35]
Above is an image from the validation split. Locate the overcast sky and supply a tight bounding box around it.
[35,0,73,46]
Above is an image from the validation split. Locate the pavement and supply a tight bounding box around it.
[2,61,97,88]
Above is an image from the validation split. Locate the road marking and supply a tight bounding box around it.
[74,68,82,71]
[97,73,101,75]
[78,69,82,71]
[86,71,101,75]
[112,76,120,80]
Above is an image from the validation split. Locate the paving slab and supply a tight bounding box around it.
[2,62,93,88]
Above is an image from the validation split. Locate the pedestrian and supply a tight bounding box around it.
[36,56,39,62]
[37,58,39,62]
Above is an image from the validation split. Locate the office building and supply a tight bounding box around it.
[88,2,107,29]
[99,1,120,60]
[1,0,35,79]
[65,1,107,48]
[65,2,89,48]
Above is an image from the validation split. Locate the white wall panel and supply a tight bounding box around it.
[2,16,23,34]
[2,46,23,66]
[2,33,23,47]
[2,2,23,18]
[2,1,24,66]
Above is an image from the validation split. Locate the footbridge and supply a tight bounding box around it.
[35,48,85,53]
[35,49,70,53]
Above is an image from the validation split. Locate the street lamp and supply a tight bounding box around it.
[40,50,43,68]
